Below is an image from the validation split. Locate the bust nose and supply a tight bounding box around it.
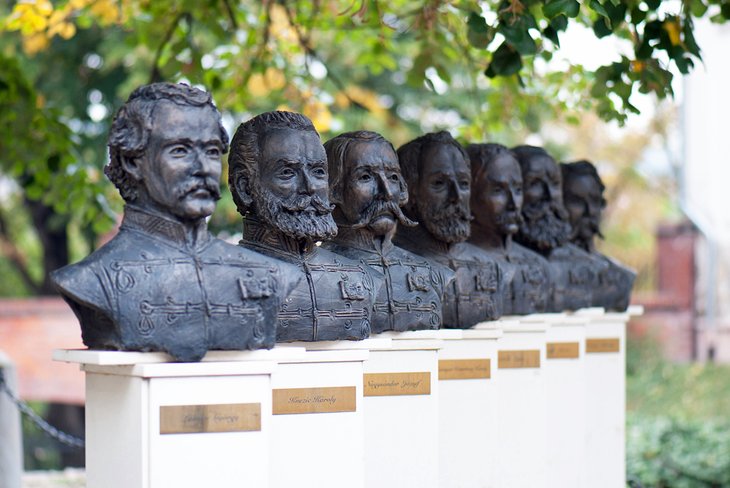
[376,172,396,201]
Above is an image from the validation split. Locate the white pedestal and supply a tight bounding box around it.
[269,349,369,488]
[494,317,549,488]
[362,336,441,488]
[437,325,502,488]
[574,308,628,488]
[541,314,588,488]
[54,349,288,488]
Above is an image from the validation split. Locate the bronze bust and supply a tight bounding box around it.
[393,131,504,328]
[561,160,635,311]
[51,83,295,362]
[512,145,597,311]
[228,111,383,342]
[322,131,455,333]
[467,143,551,315]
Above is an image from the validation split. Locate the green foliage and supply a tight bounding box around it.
[627,335,730,486]
[627,416,730,487]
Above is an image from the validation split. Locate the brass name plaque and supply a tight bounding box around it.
[159,403,261,435]
[363,372,431,396]
[438,359,491,380]
[498,350,541,369]
[586,338,620,353]
[272,386,356,415]
[547,342,580,359]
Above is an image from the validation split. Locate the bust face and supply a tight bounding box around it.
[339,140,403,236]
[253,127,337,240]
[515,150,571,254]
[415,142,471,243]
[522,153,563,215]
[472,152,523,236]
[136,102,224,221]
[563,173,604,247]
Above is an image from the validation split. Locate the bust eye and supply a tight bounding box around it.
[311,166,326,178]
[431,179,444,189]
[359,172,373,182]
[278,168,296,179]
[389,173,400,182]
[206,147,221,157]
[459,180,470,190]
[170,145,188,156]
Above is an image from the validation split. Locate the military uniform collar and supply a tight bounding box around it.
[121,205,211,251]
[395,224,455,257]
[333,226,394,256]
[241,216,317,258]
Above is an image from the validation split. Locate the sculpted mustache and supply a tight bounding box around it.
[279,194,335,214]
[495,211,523,226]
[177,179,221,200]
[523,201,568,221]
[348,200,418,229]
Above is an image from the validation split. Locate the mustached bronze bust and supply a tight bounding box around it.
[322,131,455,333]
[467,143,551,315]
[561,160,635,311]
[51,83,296,362]
[228,111,383,342]
[393,131,504,328]
[512,145,597,311]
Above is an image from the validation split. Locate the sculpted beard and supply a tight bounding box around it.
[418,200,472,244]
[253,185,338,241]
[494,210,523,235]
[516,200,571,254]
[570,217,603,251]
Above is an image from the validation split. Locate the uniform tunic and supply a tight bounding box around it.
[394,226,505,329]
[241,219,384,342]
[324,228,455,333]
[51,206,296,362]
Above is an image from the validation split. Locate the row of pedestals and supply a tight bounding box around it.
[53,307,639,488]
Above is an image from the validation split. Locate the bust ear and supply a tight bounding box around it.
[234,173,253,208]
[121,155,144,182]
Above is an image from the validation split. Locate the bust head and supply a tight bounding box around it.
[228,111,337,241]
[398,131,472,244]
[105,82,228,222]
[467,143,524,242]
[325,130,415,239]
[561,160,606,252]
[511,145,570,254]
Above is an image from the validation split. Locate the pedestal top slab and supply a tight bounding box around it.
[379,329,462,340]
[82,360,279,378]
[53,347,308,365]
[281,338,391,351]
[499,318,549,333]
[368,338,443,352]
[278,348,369,364]
[460,328,503,340]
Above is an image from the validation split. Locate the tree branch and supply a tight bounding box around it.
[149,12,190,84]
[0,210,40,294]
[221,0,239,30]
[281,2,368,111]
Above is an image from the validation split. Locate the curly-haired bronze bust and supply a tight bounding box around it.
[561,160,635,311]
[393,131,504,328]
[467,143,551,315]
[512,145,597,311]
[228,112,383,342]
[51,83,296,361]
[322,131,455,333]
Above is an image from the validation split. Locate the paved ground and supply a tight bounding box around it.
[22,469,85,488]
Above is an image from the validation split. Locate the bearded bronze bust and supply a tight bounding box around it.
[467,143,551,315]
[228,111,383,342]
[561,160,635,311]
[322,131,455,333]
[393,131,504,328]
[51,83,296,362]
[512,145,597,311]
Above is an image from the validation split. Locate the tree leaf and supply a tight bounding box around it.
[486,42,523,77]
[467,12,493,49]
[543,0,580,19]
[589,0,610,19]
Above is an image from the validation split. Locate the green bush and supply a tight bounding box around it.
[627,415,730,487]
